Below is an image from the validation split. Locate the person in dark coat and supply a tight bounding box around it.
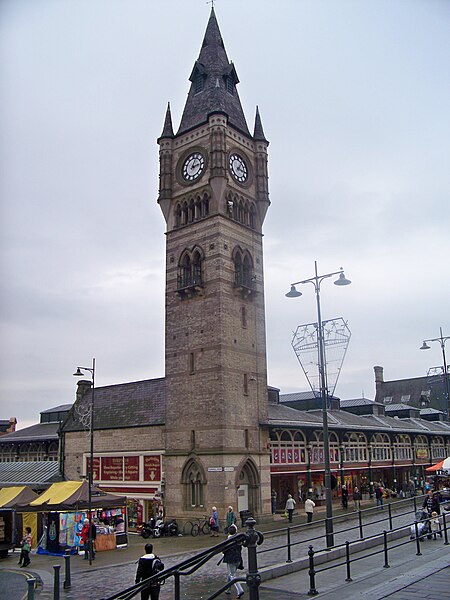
[135,543,165,600]
[341,485,349,509]
[423,490,440,515]
[222,525,244,598]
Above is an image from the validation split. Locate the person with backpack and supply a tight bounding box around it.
[222,524,244,598]
[135,543,165,600]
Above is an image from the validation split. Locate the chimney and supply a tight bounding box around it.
[76,379,92,402]
[8,417,17,433]
[374,366,384,393]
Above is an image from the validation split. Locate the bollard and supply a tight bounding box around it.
[174,571,181,600]
[307,545,318,596]
[358,509,363,539]
[27,577,36,600]
[345,541,352,582]
[286,527,292,563]
[63,551,71,589]
[414,521,422,556]
[388,503,393,530]
[53,565,61,600]
[383,531,390,568]
[443,513,449,546]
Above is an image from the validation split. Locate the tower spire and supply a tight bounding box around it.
[253,106,268,142]
[159,102,174,140]
[177,9,250,136]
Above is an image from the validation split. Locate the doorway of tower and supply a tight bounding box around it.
[237,484,248,512]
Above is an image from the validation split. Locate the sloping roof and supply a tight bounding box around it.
[280,391,321,403]
[375,373,447,406]
[384,403,420,412]
[340,398,382,408]
[177,8,250,136]
[0,461,62,487]
[27,480,126,511]
[0,486,39,508]
[41,404,72,414]
[420,408,445,416]
[267,404,450,435]
[61,378,166,432]
[0,422,60,442]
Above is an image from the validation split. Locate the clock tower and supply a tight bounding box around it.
[158,9,271,518]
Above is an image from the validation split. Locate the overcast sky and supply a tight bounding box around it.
[1,0,449,430]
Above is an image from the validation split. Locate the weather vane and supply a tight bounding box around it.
[207,0,215,8]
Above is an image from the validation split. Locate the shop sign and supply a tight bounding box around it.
[102,456,124,480]
[143,455,161,481]
[416,448,429,459]
[86,456,101,481]
[124,456,140,481]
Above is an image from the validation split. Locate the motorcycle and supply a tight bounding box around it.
[140,517,179,538]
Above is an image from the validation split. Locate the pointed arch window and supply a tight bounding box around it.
[226,194,257,230]
[233,247,255,298]
[174,193,210,228]
[177,247,204,298]
[182,459,206,509]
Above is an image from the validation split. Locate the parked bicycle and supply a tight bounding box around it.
[183,515,212,537]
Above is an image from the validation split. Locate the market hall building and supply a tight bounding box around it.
[59,9,450,527]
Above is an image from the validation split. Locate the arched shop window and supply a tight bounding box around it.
[431,436,446,459]
[311,431,340,464]
[343,432,368,462]
[371,433,392,461]
[393,434,412,461]
[269,429,307,465]
[414,435,429,461]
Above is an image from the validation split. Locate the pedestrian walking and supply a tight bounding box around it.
[423,490,440,516]
[210,506,220,536]
[77,518,97,560]
[375,484,384,509]
[341,484,349,509]
[352,486,361,510]
[18,526,32,567]
[271,489,277,514]
[135,543,165,600]
[225,506,237,534]
[222,524,244,598]
[305,496,315,524]
[285,494,296,523]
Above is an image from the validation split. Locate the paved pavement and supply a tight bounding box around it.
[0,497,448,599]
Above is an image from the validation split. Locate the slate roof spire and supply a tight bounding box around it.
[177,8,250,136]
[253,106,268,142]
[159,102,174,139]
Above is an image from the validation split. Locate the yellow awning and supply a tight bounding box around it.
[30,481,83,506]
[0,486,28,508]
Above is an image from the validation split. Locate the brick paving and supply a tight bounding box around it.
[1,498,448,599]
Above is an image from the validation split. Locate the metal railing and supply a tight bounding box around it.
[258,494,427,563]
[306,510,449,595]
[100,518,264,600]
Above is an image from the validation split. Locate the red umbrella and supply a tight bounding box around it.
[426,459,445,472]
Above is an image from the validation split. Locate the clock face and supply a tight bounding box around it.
[182,152,205,182]
[229,153,248,183]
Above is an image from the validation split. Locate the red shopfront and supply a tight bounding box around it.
[86,453,163,529]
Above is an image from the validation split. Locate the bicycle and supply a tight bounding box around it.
[183,516,211,537]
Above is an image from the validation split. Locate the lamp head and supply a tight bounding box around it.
[285,285,302,298]
[73,367,84,377]
[334,270,351,286]
[420,341,430,350]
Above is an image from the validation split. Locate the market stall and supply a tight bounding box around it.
[19,481,126,556]
[0,486,39,558]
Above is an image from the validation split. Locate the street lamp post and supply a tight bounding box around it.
[286,261,351,548]
[420,327,450,419]
[73,358,95,565]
